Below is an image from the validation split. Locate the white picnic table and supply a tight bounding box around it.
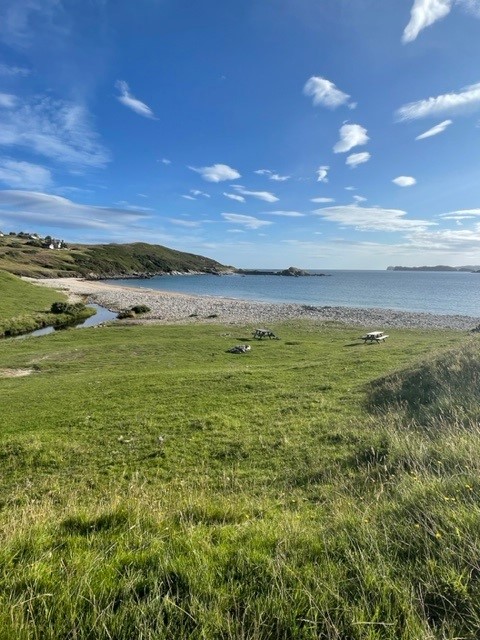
[362,331,389,344]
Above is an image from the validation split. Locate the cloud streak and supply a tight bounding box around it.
[396,83,480,120]
[232,185,279,202]
[415,119,453,139]
[222,213,273,229]
[346,152,371,168]
[115,80,156,119]
[0,190,150,231]
[190,164,241,182]
[313,204,434,232]
[0,159,52,189]
[303,76,354,109]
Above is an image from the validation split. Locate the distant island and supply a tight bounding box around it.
[387,265,480,272]
[237,266,329,277]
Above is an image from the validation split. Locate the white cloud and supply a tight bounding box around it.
[303,76,354,109]
[0,93,17,108]
[0,63,29,76]
[222,213,273,229]
[0,95,109,168]
[353,195,367,203]
[115,80,156,119]
[190,189,210,198]
[440,208,480,218]
[313,204,435,232]
[0,190,150,231]
[161,158,171,164]
[254,169,290,181]
[415,119,453,139]
[311,197,335,203]
[403,0,453,43]
[182,195,196,200]
[333,124,369,153]
[261,210,305,217]
[224,192,245,203]
[232,185,279,202]
[0,159,52,189]
[396,83,480,120]
[346,152,371,168]
[190,163,241,182]
[316,165,329,183]
[168,218,200,228]
[393,176,417,187]
[345,186,356,191]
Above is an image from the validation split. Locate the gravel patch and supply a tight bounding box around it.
[27,277,480,331]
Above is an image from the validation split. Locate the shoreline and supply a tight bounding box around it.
[26,277,480,330]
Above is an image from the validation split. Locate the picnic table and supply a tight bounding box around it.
[362,331,389,344]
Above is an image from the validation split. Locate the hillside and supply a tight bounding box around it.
[0,233,232,278]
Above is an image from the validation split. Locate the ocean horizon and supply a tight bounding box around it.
[105,270,480,318]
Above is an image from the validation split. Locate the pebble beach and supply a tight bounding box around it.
[27,277,480,331]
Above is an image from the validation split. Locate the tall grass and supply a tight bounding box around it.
[0,325,479,638]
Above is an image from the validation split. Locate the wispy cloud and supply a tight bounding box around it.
[168,218,200,228]
[224,192,245,203]
[303,76,355,109]
[333,124,369,153]
[316,166,329,183]
[0,95,110,168]
[0,62,30,76]
[222,213,273,229]
[115,80,156,119]
[439,208,480,219]
[346,152,371,168]
[261,210,305,217]
[0,190,150,231]
[311,197,335,203]
[161,158,171,165]
[181,195,196,200]
[415,119,453,139]
[232,185,279,203]
[190,189,210,198]
[0,159,52,189]
[313,204,435,232]
[0,93,17,108]
[254,169,290,181]
[396,83,480,120]
[190,163,241,182]
[393,176,417,187]
[353,195,367,203]
[403,0,453,43]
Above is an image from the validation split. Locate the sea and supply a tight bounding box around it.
[105,270,480,318]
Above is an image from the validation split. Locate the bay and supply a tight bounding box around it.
[105,270,480,317]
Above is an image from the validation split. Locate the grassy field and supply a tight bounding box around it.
[0,271,95,337]
[0,319,479,638]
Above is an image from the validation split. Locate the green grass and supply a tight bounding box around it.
[0,320,478,638]
[0,271,94,338]
[0,234,231,277]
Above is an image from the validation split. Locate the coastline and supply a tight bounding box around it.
[26,277,479,330]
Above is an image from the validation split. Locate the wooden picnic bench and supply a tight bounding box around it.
[361,331,389,344]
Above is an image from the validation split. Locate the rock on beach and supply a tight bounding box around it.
[27,277,479,330]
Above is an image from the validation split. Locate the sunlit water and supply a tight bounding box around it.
[106,270,480,317]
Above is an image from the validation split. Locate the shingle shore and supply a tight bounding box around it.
[29,277,479,330]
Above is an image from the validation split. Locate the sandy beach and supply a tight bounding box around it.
[27,277,480,330]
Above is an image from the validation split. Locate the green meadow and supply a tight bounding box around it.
[1,277,480,638]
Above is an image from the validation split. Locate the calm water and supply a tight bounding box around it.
[106,271,480,317]
[20,304,117,338]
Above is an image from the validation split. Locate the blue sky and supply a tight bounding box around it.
[1,0,480,269]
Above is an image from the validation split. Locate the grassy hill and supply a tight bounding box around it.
[0,233,232,278]
[1,318,479,638]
